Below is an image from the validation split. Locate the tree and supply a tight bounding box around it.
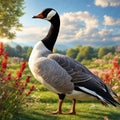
[0,0,24,39]
[76,46,94,61]
[75,45,82,51]
[66,48,79,59]
[98,47,109,58]
[4,44,17,56]
[16,45,23,57]
[25,47,32,60]
[108,46,116,54]
[53,48,66,55]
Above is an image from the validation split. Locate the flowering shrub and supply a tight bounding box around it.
[91,56,120,95]
[103,56,120,93]
[0,42,35,120]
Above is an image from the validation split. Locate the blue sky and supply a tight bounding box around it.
[6,0,120,49]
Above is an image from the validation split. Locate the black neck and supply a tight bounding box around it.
[42,14,60,51]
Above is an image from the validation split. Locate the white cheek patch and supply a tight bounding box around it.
[45,10,56,20]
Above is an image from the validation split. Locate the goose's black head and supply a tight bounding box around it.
[33,8,58,22]
[32,8,60,51]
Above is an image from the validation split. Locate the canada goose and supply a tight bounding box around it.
[28,8,120,114]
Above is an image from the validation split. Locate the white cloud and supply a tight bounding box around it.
[15,26,48,43]
[98,29,113,37]
[12,10,120,48]
[94,0,120,7]
[59,12,120,46]
[98,29,113,41]
[59,11,99,42]
[103,15,120,26]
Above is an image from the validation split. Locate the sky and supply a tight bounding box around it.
[4,0,120,49]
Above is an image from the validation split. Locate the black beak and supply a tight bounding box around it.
[32,16,38,18]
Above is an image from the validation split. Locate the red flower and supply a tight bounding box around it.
[20,61,27,72]
[16,81,20,86]
[116,69,120,74]
[27,85,35,95]
[0,42,4,56]
[30,85,35,91]
[27,90,31,95]
[0,42,3,48]
[1,59,7,69]
[103,73,111,84]
[2,77,5,81]
[7,73,12,80]
[16,61,27,79]
[112,61,118,68]
[112,56,120,69]
[0,48,4,56]
[17,71,22,79]
[26,76,31,83]
[4,53,8,60]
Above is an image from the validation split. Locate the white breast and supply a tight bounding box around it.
[28,41,59,93]
[28,41,50,81]
[29,41,49,63]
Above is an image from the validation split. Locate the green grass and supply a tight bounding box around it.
[7,62,120,120]
[17,89,120,120]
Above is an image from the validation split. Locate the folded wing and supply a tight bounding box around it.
[48,53,120,106]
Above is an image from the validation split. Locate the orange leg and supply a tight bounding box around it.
[67,99,76,114]
[47,93,76,115]
[52,99,76,115]
[51,99,63,114]
[48,94,65,114]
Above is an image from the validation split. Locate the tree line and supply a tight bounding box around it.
[4,43,120,62]
[54,45,120,62]
[4,44,32,60]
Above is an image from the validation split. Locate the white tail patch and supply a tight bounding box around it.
[79,87,105,102]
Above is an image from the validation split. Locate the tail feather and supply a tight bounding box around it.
[99,92,120,107]
[105,85,119,97]
[102,85,120,107]
[77,86,120,107]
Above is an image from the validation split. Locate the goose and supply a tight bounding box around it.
[28,8,120,114]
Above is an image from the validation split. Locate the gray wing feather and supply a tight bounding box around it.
[33,57,74,94]
[48,54,120,106]
[48,54,94,82]
[48,53,113,93]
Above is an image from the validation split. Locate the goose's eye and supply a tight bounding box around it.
[43,9,51,18]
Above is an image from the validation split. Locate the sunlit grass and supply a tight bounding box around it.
[17,88,120,120]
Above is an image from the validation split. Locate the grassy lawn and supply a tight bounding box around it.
[18,89,120,120]
[7,62,120,120]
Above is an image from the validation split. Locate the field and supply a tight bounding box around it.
[18,90,120,120]
[0,44,120,120]
[18,55,120,120]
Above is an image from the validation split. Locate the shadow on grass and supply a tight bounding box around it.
[17,100,120,120]
[18,106,120,120]
[76,103,120,120]
[88,109,120,120]
[18,112,59,120]
[18,110,120,120]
